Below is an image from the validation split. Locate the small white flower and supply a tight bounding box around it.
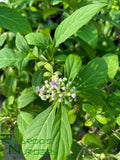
[63,77,67,81]
[69,82,72,85]
[62,87,66,90]
[71,93,76,98]
[59,78,63,82]
[45,80,48,84]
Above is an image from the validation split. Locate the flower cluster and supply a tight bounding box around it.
[36,75,76,104]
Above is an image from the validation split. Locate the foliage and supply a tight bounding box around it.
[0,0,120,160]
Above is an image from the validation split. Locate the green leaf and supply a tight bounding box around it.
[64,54,82,82]
[108,152,120,160]
[51,0,63,5]
[78,58,107,90]
[50,105,72,160]
[16,32,30,54]
[116,116,120,126]
[32,70,43,91]
[85,117,95,127]
[25,33,48,49]
[82,103,96,116]
[102,53,119,79]
[22,104,57,160]
[2,76,17,97]
[0,33,7,47]
[0,48,20,68]
[17,88,37,109]
[0,141,4,160]
[14,123,23,144]
[44,63,53,73]
[17,111,34,136]
[77,89,106,106]
[96,114,107,124]
[68,109,76,124]
[16,54,29,71]
[82,133,102,148]
[77,24,98,49]
[42,7,60,20]
[54,3,106,46]
[96,15,120,29]
[0,6,31,33]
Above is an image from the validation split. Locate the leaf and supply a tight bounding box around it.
[50,105,72,160]
[0,33,7,47]
[14,123,23,144]
[0,48,20,68]
[77,24,98,49]
[0,6,31,33]
[78,58,107,90]
[77,89,106,106]
[42,7,60,20]
[82,133,102,148]
[82,103,96,116]
[102,53,119,79]
[44,63,53,73]
[16,54,29,71]
[17,88,37,109]
[16,32,30,54]
[64,54,82,82]
[68,109,76,124]
[108,152,120,160]
[66,140,82,160]
[96,15,120,29]
[51,0,63,5]
[85,117,95,127]
[17,111,34,136]
[54,3,106,46]
[116,116,120,126]
[32,70,43,91]
[25,33,48,49]
[22,104,57,160]
[96,114,107,124]
[2,76,17,97]
[0,141,4,160]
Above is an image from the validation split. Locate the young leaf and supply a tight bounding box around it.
[82,103,96,116]
[96,114,107,124]
[17,88,37,109]
[102,53,119,79]
[78,58,107,90]
[82,133,102,149]
[17,111,34,136]
[0,6,31,33]
[25,33,48,49]
[0,48,20,68]
[54,3,106,46]
[22,104,57,160]
[16,33,30,54]
[64,54,82,82]
[50,105,72,160]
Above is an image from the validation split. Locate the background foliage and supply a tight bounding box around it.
[0,0,120,160]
